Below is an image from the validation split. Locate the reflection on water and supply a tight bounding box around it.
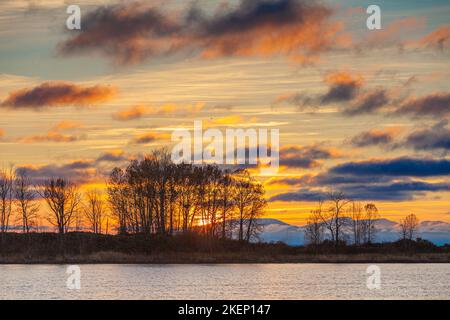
[0,264,449,300]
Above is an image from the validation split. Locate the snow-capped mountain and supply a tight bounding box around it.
[256,218,450,246]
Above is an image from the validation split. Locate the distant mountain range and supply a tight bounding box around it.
[256,218,450,246]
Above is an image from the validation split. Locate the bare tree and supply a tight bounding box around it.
[41,178,81,234]
[399,214,419,240]
[107,168,131,234]
[349,202,364,245]
[14,170,39,233]
[305,202,325,246]
[318,191,351,248]
[219,171,236,239]
[364,203,379,244]
[234,170,266,242]
[0,168,14,233]
[83,189,106,234]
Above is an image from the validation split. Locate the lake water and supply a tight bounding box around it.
[0,264,449,300]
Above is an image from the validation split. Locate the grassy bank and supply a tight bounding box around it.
[2,252,450,264]
[1,232,449,264]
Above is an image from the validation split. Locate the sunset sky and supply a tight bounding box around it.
[0,0,449,225]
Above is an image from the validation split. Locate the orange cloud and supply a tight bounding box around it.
[52,120,84,132]
[112,105,149,121]
[363,17,426,48]
[112,102,204,121]
[18,132,79,143]
[96,149,129,162]
[130,132,171,144]
[0,129,4,138]
[418,24,450,51]
[211,115,246,125]
[58,0,348,65]
[1,82,116,109]
[324,70,364,86]
[200,8,349,64]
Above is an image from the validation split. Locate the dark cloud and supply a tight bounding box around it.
[96,150,129,162]
[58,0,342,65]
[330,157,450,177]
[274,70,450,122]
[271,155,450,202]
[17,160,96,185]
[270,181,450,202]
[350,129,396,147]
[322,83,358,103]
[321,82,360,104]
[274,71,364,109]
[1,82,116,109]
[395,93,450,118]
[340,181,450,201]
[343,89,390,116]
[280,145,337,168]
[314,173,392,185]
[130,132,169,144]
[404,121,450,151]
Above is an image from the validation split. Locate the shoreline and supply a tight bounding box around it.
[2,252,450,264]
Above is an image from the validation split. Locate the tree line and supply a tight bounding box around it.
[0,152,421,245]
[304,191,420,247]
[0,149,267,242]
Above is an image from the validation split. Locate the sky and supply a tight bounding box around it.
[0,0,449,225]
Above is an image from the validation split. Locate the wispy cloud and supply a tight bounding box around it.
[17,132,80,143]
[51,120,84,131]
[112,102,204,121]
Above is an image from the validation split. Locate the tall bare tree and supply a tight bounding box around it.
[83,189,106,234]
[14,170,39,233]
[41,178,81,234]
[318,191,351,248]
[107,168,131,234]
[399,214,419,240]
[349,202,365,245]
[305,202,325,246]
[233,170,266,242]
[0,168,14,233]
[219,171,236,239]
[364,203,379,244]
